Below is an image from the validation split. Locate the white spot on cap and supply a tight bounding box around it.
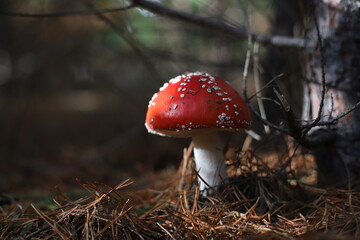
[151,93,158,101]
[180,94,185,98]
[222,97,232,102]
[149,93,158,107]
[173,104,178,110]
[218,113,226,121]
[170,76,182,84]
[159,83,168,91]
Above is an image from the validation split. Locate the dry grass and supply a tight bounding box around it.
[1,145,360,239]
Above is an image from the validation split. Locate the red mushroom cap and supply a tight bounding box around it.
[145,72,251,137]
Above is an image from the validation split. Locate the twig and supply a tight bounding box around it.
[277,141,302,174]
[157,222,176,240]
[301,14,327,137]
[348,193,360,237]
[301,101,360,128]
[242,0,252,101]
[241,4,291,136]
[0,0,307,49]
[0,4,135,17]
[272,86,303,140]
[253,43,270,134]
[85,1,163,84]
[248,9,357,142]
[25,225,50,239]
[30,204,70,239]
[247,73,284,101]
[177,143,194,191]
[132,0,306,48]
[94,203,133,238]
[273,88,290,113]
[242,39,252,101]
[248,104,290,135]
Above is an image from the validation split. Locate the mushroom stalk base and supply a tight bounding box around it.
[192,131,227,192]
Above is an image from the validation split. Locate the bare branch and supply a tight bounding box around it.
[253,43,270,134]
[301,14,327,137]
[273,88,290,112]
[0,4,135,18]
[301,101,360,129]
[248,104,290,135]
[0,0,307,48]
[84,1,163,85]
[132,0,306,48]
[247,73,284,101]
[241,0,252,101]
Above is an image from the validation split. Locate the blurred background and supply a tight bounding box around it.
[0,0,304,195]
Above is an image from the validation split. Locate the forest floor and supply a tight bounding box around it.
[1,142,359,240]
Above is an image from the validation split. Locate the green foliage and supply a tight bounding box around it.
[102,30,129,52]
[131,13,160,47]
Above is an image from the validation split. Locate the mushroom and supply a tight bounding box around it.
[145,72,251,192]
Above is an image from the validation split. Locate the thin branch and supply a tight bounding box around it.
[0,0,307,48]
[276,141,302,176]
[253,43,270,134]
[301,101,360,128]
[84,1,163,84]
[301,15,327,137]
[247,73,284,101]
[242,0,252,101]
[157,223,176,240]
[0,4,135,18]
[248,104,290,135]
[273,88,290,112]
[240,2,289,136]
[132,0,306,48]
[242,40,252,100]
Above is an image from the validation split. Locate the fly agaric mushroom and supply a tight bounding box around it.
[145,72,251,192]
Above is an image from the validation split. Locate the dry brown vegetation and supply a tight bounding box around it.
[1,143,359,240]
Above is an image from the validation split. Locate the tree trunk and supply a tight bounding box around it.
[303,1,360,187]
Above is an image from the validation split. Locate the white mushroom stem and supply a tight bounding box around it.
[192,131,227,191]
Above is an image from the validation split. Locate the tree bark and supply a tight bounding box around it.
[303,1,360,187]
